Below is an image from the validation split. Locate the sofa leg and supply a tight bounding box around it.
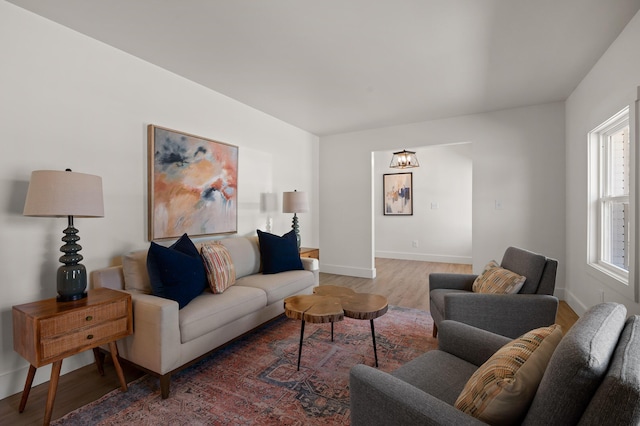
[160,374,171,399]
[432,324,438,338]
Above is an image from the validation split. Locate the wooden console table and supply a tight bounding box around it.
[12,287,132,425]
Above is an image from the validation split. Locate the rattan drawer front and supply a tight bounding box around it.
[40,299,128,338]
[40,317,129,361]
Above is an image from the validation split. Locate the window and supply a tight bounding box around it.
[588,107,630,284]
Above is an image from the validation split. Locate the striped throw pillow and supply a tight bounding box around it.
[472,260,526,294]
[201,242,236,294]
[455,324,563,425]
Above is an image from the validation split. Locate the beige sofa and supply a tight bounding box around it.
[92,235,319,398]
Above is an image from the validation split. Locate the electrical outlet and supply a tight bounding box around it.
[412,240,419,248]
[495,200,503,210]
[431,202,439,209]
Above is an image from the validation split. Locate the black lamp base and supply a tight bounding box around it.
[57,292,87,302]
[57,219,88,303]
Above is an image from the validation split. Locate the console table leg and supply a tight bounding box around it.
[370,319,379,368]
[93,347,105,376]
[44,360,62,426]
[18,364,37,413]
[297,320,305,371]
[108,342,128,392]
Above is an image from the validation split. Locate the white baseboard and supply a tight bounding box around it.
[564,289,589,316]
[320,263,377,278]
[375,251,472,264]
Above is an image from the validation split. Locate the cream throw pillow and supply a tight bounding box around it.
[455,324,563,425]
[201,242,236,294]
[472,260,526,294]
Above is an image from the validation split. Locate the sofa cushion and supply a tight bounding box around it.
[578,315,640,426]
[455,324,562,425]
[201,242,236,293]
[472,260,526,294]
[235,269,314,305]
[179,286,267,343]
[257,229,303,274]
[122,250,151,293]
[523,302,627,425]
[219,236,261,278]
[147,234,207,309]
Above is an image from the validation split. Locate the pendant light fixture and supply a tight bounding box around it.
[390,150,420,169]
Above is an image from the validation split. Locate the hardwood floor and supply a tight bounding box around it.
[0,258,578,425]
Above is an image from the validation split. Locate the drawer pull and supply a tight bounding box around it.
[87,334,94,340]
[86,315,93,321]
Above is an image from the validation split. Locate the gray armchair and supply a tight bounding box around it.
[430,247,558,338]
[350,303,640,426]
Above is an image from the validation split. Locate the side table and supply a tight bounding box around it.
[299,247,319,260]
[12,287,133,425]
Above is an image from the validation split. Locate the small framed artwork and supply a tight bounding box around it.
[383,172,413,215]
[148,125,238,240]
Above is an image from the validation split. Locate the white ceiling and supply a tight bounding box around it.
[8,0,640,136]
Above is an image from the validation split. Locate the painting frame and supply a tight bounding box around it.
[383,172,413,216]
[148,124,238,241]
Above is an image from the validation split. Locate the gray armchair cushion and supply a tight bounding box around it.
[350,364,486,426]
[500,247,546,294]
[392,351,478,405]
[523,302,627,425]
[578,315,640,425]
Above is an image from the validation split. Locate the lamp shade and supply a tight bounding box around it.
[23,170,104,218]
[282,191,309,213]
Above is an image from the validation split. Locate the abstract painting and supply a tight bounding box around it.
[383,172,413,215]
[148,125,238,240]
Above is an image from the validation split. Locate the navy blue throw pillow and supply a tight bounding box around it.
[147,233,207,309]
[257,229,304,274]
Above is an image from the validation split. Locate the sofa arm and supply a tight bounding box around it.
[91,266,125,290]
[429,273,478,291]
[445,293,559,338]
[350,364,485,426]
[115,292,182,375]
[437,320,511,367]
[301,257,319,286]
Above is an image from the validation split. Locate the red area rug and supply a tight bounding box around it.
[53,306,436,425]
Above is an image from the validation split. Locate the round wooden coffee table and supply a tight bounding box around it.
[284,286,388,370]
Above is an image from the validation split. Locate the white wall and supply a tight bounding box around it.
[0,2,318,400]
[320,102,566,285]
[565,10,640,315]
[374,144,472,263]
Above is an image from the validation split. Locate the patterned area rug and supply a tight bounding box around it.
[53,306,436,425]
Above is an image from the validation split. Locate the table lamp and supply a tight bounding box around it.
[282,190,308,250]
[23,169,104,302]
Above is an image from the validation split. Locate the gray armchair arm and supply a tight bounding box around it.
[350,364,486,426]
[444,293,559,338]
[437,320,511,366]
[429,273,478,291]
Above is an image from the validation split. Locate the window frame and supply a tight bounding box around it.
[587,104,637,301]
